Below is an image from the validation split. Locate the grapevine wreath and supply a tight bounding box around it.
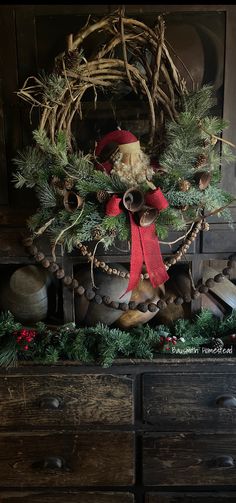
[13,10,236,319]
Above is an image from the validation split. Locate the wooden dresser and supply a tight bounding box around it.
[0,358,236,502]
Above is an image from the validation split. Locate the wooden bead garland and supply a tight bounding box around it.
[22,234,235,315]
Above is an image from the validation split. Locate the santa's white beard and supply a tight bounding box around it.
[111,151,154,186]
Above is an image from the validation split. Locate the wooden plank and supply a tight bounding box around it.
[202,228,236,253]
[0,431,134,487]
[143,372,236,431]
[0,492,134,502]
[0,80,8,204]
[0,374,134,428]
[143,432,236,486]
[146,493,236,503]
[203,265,236,308]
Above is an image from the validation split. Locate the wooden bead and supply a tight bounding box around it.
[137,303,148,313]
[104,265,109,272]
[129,301,138,310]
[102,295,111,305]
[192,290,200,299]
[184,294,192,303]
[214,273,224,283]
[94,294,103,304]
[56,268,65,279]
[107,268,113,275]
[119,302,129,311]
[71,279,79,289]
[77,242,83,248]
[112,268,118,275]
[223,267,232,277]
[35,252,45,262]
[63,275,73,286]
[76,285,85,296]
[228,254,236,265]
[157,299,167,310]
[85,289,96,300]
[100,262,106,269]
[166,295,175,304]
[174,297,184,305]
[49,262,59,273]
[41,258,50,268]
[22,237,34,247]
[169,257,177,265]
[120,271,126,278]
[110,301,119,309]
[206,278,215,288]
[186,239,192,245]
[28,245,38,256]
[144,273,149,279]
[198,284,209,293]
[148,303,158,312]
[227,259,236,268]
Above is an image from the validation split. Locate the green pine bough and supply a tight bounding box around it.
[0,309,236,368]
[12,85,235,254]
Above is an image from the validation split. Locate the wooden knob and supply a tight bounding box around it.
[39,397,61,409]
[209,455,234,468]
[215,394,236,408]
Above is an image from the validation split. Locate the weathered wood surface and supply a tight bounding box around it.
[143,372,236,431]
[0,374,134,427]
[0,230,63,258]
[202,227,236,253]
[0,491,134,502]
[143,432,236,486]
[146,493,236,502]
[0,431,134,487]
[203,266,236,309]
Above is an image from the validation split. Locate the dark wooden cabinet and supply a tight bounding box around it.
[0,360,236,501]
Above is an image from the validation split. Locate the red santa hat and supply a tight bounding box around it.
[95,129,141,174]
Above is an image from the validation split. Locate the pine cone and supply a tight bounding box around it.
[211,338,224,350]
[64,49,82,70]
[92,227,103,241]
[178,179,191,192]
[64,178,74,190]
[96,190,109,203]
[108,228,117,238]
[50,176,64,195]
[195,154,208,169]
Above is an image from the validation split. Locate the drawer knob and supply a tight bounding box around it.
[215,394,236,408]
[209,455,235,468]
[32,456,65,470]
[39,397,61,409]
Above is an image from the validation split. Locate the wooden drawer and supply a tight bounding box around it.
[0,492,134,502]
[145,493,236,502]
[143,372,236,430]
[0,374,134,427]
[143,432,236,486]
[0,431,134,487]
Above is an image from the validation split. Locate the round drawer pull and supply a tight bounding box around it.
[209,455,235,468]
[32,456,66,470]
[42,456,65,470]
[39,397,61,409]
[215,394,236,408]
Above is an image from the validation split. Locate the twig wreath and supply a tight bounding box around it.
[13,9,236,294]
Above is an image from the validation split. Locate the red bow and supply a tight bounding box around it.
[106,188,169,294]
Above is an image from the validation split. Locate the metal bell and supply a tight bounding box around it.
[123,187,145,213]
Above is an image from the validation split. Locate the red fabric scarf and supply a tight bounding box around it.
[106,188,169,294]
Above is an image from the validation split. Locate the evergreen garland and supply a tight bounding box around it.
[0,310,236,368]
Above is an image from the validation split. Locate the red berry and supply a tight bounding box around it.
[166,337,171,342]
[172,340,177,345]
[23,345,29,351]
